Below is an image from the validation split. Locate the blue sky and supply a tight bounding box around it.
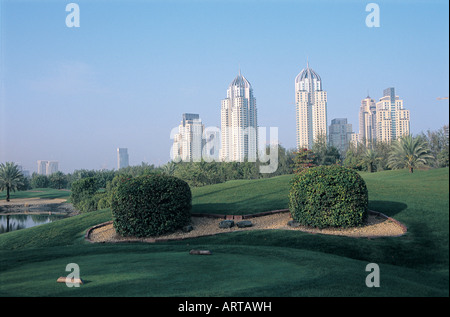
[1,0,448,173]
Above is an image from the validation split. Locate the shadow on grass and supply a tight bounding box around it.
[192,182,252,199]
[192,203,230,215]
[368,200,407,217]
[192,193,288,215]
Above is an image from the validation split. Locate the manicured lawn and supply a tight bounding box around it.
[191,175,292,215]
[0,188,71,201]
[0,168,448,297]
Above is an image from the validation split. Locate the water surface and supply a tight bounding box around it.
[0,213,66,233]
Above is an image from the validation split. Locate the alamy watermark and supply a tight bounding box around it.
[65,3,80,28]
[65,263,81,287]
[365,263,380,287]
[365,3,380,28]
[170,126,279,174]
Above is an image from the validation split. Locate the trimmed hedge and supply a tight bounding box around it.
[288,165,368,228]
[111,174,192,237]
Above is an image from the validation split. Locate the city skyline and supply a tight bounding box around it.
[1,0,448,173]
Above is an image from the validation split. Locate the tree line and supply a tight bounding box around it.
[1,125,448,207]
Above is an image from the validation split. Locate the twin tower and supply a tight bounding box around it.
[220,63,326,162]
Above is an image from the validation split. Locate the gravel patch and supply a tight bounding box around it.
[0,198,79,216]
[87,211,406,243]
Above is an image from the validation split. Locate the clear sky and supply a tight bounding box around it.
[1,0,449,173]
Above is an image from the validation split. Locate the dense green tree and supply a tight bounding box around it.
[421,125,449,168]
[292,148,316,174]
[48,171,68,189]
[30,173,49,188]
[70,177,100,211]
[312,134,341,166]
[0,162,24,201]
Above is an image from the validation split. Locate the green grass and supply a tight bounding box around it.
[0,168,448,297]
[191,175,292,215]
[0,188,71,201]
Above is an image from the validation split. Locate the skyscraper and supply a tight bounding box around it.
[37,160,59,175]
[37,160,48,175]
[359,95,377,147]
[117,148,129,170]
[46,161,59,175]
[375,87,410,142]
[220,70,258,162]
[295,62,327,150]
[329,118,355,154]
[173,113,204,162]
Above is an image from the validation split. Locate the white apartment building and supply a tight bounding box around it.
[295,62,327,150]
[375,88,410,143]
[173,113,204,162]
[37,160,59,175]
[359,95,377,147]
[220,71,258,162]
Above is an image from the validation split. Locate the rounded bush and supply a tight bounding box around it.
[288,165,368,229]
[111,174,192,237]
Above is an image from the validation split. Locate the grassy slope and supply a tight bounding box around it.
[0,168,448,296]
[191,175,292,215]
[0,188,71,201]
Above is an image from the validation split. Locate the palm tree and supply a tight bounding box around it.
[0,162,24,201]
[161,161,177,176]
[388,135,434,173]
[363,149,380,173]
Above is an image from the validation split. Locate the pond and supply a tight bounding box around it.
[0,213,67,233]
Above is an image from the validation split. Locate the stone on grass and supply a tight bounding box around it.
[287,220,300,227]
[219,220,234,228]
[237,220,252,228]
[182,224,194,232]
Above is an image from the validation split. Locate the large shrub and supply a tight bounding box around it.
[70,177,100,211]
[288,165,368,228]
[111,174,192,237]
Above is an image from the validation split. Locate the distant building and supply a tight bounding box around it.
[295,61,327,150]
[37,160,48,175]
[46,161,59,175]
[37,160,59,175]
[329,118,355,154]
[376,87,410,142]
[173,113,204,162]
[117,148,129,170]
[220,70,258,162]
[359,95,377,147]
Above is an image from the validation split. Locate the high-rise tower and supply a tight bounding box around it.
[295,62,327,150]
[375,87,410,142]
[172,113,204,162]
[220,71,258,162]
[359,95,377,147]
[117,148,129,170]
